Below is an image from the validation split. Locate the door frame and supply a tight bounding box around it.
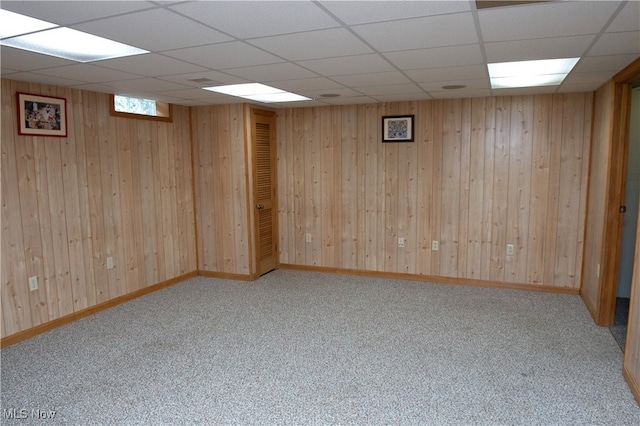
[246,106,279,277]
[592,58,640,325]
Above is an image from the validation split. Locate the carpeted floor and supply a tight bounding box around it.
[1,270,639,425]
[610,297,631,352]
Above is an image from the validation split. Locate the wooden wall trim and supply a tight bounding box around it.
[198,270,258,281]
[0,272,197,348]
[279,263,580,295]
[623,365,640,406]
[613,57,640,83]
[188,105,201,272]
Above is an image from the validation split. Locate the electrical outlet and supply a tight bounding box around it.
[398,237,405,248]
[106,257,114,270]
[432,240,439,251]
[28,276,38,291]
[506,244,515,256]
[306,233,312,243]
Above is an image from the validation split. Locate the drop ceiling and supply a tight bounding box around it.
[1,0,638,108]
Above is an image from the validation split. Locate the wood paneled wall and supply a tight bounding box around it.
[625,195,640,404]
[1,79,196,338]
[191,104,252,277]
[581,81,615,316]
[276,94,593,289]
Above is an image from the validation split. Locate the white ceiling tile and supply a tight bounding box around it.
[355,83,425,96]
[0,46,75,71]
[4,71,86,86]
[69,83,122,95]
[372,93,433,102]
[484,35,596,63]
[419,78,489,92]
[71,9,233,51]
[353,12,478,52]
[106,78,192,92]
[562,71,618,85]
[296,54,395,76]
[0,0,155,26]
[97,53,207,76]
[222,63,318,82]
[573,54,640,73]
[162,42,285,69]
[557,82,604,93]
[589,31,640,57]
[0,68,20,77]
[268,99,328,108]
[301,87,366,99]
[33,64,141,84]
[319,96,379,105]
[266,77,344,92]
[158,71,249,87]
[169,1,340,39]
[405,64,487,83]
[384,44,484,70]
[606,1,640,33]
[319,0,470,25]
[492,86,559,96]
[158,88,230,101]
[332,72,412,87]
[479,1,622,42]
[427,89,492,99]
[249,28,373,61]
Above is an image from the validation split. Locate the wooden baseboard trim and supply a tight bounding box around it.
[198,270,257,281]
[1,272,197,348]
[623,365,640,406]
[278,264,580,295]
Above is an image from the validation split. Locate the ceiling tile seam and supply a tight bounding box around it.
[311,0,433,100]
[470,2,493,97]
[563,0,631,89]
[164,2,343,44]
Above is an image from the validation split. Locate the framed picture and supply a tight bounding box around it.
[382,115,414,142]
[17,92,67,137]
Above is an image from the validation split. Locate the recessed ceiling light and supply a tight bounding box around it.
[203,83,312,103]
[0,10,148,62]
[2,27,149,62]
[488,58,579,89]
[0,9,57,39]
[441,85,466,90]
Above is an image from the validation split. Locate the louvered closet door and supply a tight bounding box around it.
[252,109,277,275]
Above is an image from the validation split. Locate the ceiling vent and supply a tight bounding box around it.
[188,78,217,84]
[476,1,550,9]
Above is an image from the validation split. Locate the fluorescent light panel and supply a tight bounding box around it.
[203,83,312,103]
[0,9,57,39]
[0,10,148,62]
[488,58,579,89]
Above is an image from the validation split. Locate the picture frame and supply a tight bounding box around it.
[382,115,414,142]
[17,92,67,137]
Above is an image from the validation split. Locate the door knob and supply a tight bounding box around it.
[257,204,264,210]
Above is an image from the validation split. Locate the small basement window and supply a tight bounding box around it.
[110,94,172,122]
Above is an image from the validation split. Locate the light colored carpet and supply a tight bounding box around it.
[1,269,639,425]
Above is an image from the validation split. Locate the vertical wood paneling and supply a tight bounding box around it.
[625,196,640,403]
[505,96,533,283]
[191,104,250,276]
[581,83,615,310]
[416,101,433,276]
[276,93,593,289]
[441,99,462,277]
[1,79,196,339]
[467,97,486,278]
